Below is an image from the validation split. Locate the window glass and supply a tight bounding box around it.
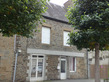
[31,59,37,77]
[61,61,66,73]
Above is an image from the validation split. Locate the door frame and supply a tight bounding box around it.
[30,54,45,82]
[60,58,67,80]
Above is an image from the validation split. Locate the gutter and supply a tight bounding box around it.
[43,15,71,25]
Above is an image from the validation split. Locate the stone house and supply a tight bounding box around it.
[15,3,87,82]
[0,2,88,82]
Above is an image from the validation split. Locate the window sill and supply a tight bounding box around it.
[63,45,71,48]
[70,71,76,72]
[41,43,50,45]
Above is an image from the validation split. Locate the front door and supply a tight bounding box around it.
[60,59,67,79]
[30,55,44,81]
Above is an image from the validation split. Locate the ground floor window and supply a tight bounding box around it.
[69,57,76,72]
[30,55,44,81]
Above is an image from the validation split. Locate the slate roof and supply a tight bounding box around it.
[43,2,69,23]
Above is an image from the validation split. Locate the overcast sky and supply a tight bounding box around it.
[50,0,68,6]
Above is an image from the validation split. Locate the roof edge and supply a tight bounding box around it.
[43,15,70,25]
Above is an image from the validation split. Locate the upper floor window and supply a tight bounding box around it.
[63,31,70,46]
[69,57,76,72]
[41,27,50,44]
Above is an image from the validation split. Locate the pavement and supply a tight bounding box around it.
[44,79,104,82]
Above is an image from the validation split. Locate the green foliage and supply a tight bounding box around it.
[0,0,47,37]
[69,30,109,50]
[67,0,109,50]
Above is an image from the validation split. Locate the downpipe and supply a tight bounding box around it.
[13,51,18,82]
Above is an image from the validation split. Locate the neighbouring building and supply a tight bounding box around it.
[64,0,73,10]
[0,34,15,82]
[0,2,88,82]
[88,51,109,79]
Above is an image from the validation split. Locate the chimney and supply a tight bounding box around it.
[64,0,73,11]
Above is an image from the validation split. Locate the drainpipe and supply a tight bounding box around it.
[13,51,18,82]
[13,35,21,82]
[13,35,17,82]
[87,50,90,79]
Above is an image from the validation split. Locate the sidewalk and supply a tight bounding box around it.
[44,79,104,82]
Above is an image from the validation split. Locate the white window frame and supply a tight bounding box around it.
[63,31,70,46]
[29,54,45,81]
[69,57,76,72]
[41,27,50,44]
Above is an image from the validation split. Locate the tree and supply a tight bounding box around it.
[67,0,109,82]
[0,0,47,37]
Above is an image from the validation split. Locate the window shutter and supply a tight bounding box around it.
[42,27,50,44]
[63,31,70,46]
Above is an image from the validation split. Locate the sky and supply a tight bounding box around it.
[50,0,68,6]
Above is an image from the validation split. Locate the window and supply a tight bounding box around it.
[42,27,50,44]
[63,31,70,46]
[30,55,44,79]
[69,57,76,72]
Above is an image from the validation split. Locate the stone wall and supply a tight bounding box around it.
[46,55,59,80]
[67,57,87,79]
[15,18,88,81]
[0,34,14,82]
[27,18,85,53]
[15,37,29,82]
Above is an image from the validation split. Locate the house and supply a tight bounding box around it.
[15,3,87,82]
[0,2,88,82]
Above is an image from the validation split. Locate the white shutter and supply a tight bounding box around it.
[63,31,70,46]
[42,27,50,44]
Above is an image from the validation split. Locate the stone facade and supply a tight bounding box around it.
[0,34,14,82]
[15,37,29,82]
[0,2,88,82]
[46,55,60,80]
[15,18,88,82]
[68,57,87,79]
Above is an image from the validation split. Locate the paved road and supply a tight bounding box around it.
[44,79,104,82]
